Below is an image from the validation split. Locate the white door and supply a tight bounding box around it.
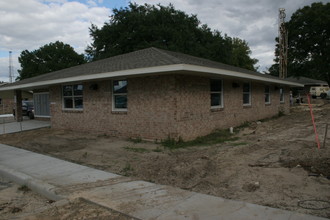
[33,93,50,117]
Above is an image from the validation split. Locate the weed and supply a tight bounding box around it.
[82,152,88,158]
[97,133,109,138]
[18,185,30,193]
[129,137,143,143]
[161,136,184,149]
[11,207,22,213]
[124,146,149,153]
[236,121,251,130]
[153,147,163,152]
[121,163,134,176]
[161,129,239,149]
[231,142,249,146]
[278,110,285,117]
[260,111,285,123]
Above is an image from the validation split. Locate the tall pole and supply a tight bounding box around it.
[278,8,288,79]
[9,51,13,83]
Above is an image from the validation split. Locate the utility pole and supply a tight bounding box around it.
[278,8,288,79]
[9,51,13,83]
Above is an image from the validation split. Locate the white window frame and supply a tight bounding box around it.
[62,84,83,110]
[210,79,223,109]
[112,79,128,112]
[265,85,271,104]
[280,87,285,103]
[243,82,251,106]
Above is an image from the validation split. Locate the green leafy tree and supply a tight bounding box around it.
[268,2,330,84]
[230,38,258,70]
[18,41,86,80]
[86,3,257,71]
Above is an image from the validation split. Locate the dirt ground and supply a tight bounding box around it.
[0,177,136,220]
[1,102,330,218]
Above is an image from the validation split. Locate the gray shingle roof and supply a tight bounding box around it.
[4,47,296,88]
[286,76,328,86]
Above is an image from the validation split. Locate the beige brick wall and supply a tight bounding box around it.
[49,74,290,141]
[174,75,289,140]
[50,75,178,140]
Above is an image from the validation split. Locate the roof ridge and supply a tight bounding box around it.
[149,47,184,64]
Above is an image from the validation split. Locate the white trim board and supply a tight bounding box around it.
[0,64,303,91]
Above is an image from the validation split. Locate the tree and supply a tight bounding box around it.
[18,41,86,80]
[268,2,330,84]
[230,38,258,70]
[86,3,257,71]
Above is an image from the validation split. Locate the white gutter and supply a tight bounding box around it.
[183,64,304,87]
[0,64,303,91]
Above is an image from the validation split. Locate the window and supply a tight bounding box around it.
[243,82,251,105]
[62,84,83,109]
[265,86,270,104]
[280,87,284,103]
[210,79,223,108]
[113,80,127,110]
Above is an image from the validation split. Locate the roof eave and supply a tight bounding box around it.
[0,64,303,91]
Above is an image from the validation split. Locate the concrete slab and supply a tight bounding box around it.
[0,114,14,118]
[0,143,33,156]
[72,181,194,219]
[0,144,327,220]
[0,164,63,201]
[0,119,50,135]
[156,193,308,220]
[0,144,119,186]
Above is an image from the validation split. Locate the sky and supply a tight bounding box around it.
[0,0,329,82]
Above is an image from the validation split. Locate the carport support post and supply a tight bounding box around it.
[15,90,23,122]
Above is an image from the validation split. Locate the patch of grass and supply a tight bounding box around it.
[152,147,163,152]
[97,133,109,138]
[128,137,143,143]
[231,142,249,146]
[278,110,285,117]
[161,137,184,149]
[121,163,134,176]
[236,121,251,130]
[161,129,239,149]
[124,146,150,153]
[18,185,30,193]
[260,111,285,123]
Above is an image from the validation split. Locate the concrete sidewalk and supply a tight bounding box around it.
[0,143,327,220]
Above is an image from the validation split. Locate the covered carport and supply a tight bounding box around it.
[0,114,50,134]
[0,85,50,122]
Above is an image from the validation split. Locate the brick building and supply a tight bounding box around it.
[0,84,33,114]
[0,48,302,140]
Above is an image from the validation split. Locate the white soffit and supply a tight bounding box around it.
[0,64,303,91]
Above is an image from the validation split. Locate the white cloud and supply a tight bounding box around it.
[0,0,110,81]
[1,0,329,82]
[134,0,330,72]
